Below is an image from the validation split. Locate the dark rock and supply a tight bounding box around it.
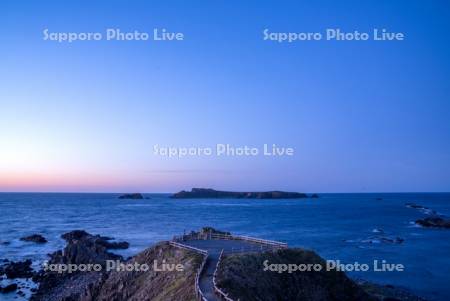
[118,193,144,199]
[200,227,231,236]
[96,240,129,250]
[405,203,425,209]
[31,230,129,301]
[54,230,128,264]
[0,259,34,279]
[31,240,200,301]
[61,230,129,250]
[172,188,308,199]
[0,241,10,246]
[311,193,319,198]
[0,283,18,293]
[416,216,450,229]
[61,229,90,241]
[380,237,404,244]
[20,234,47,243]
[405,203,438,215]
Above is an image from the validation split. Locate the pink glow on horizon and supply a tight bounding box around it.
[0,172,172,193]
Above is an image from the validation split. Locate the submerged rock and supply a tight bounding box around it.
[345,235,404,245]
[416,216,450,229]
[172,188,308,199]
[405,203,438,215]
[20,234,47,244]
[118,193,144,199]
[0,283,18,293]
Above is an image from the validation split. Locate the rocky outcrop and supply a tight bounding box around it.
[91,242,201,301]
[20,234,47,243]
[172,188,308,199]
[31,230,129,301]
[199,226,231,236]
[216,248,373,301]
[0,259,34,279]
[416,216,450,229]
[118,193,144,199]
[48,230,127,266]
[31,230,200,301]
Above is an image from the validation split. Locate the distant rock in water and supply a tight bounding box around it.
[416,216,450,229]
[172,188,308,199]
[20,234,47,244]
[405,203,438,215]
[118,193,144,199]
[0,283,18,294]
[310,193,319,198]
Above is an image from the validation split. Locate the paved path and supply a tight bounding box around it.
[182,239,279,301]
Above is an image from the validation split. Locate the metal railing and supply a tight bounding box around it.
[213,249,234,301]
[170,241,208,255]
[173,232,288,249]
[171,231,288,301]
[169,241,208,301]
[210,233,288,249]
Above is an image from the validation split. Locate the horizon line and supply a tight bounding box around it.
[0,191,449,194]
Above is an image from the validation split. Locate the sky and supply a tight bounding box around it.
[0,0,450,193]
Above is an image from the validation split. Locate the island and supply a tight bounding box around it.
[118,193,144,199]
[171,188,308,199]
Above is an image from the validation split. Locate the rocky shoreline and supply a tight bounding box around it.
[0,228,426,301]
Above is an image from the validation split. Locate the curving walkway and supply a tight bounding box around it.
[181,238,284,301]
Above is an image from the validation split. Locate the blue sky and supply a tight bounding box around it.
[0,0,449,192]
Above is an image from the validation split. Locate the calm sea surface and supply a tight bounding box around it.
[1,193,449,300]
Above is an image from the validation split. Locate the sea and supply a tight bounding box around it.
[0,193,449,300]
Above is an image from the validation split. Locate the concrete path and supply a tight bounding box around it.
[182,239,279,301]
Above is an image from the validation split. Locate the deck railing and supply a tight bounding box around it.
[169,241,208,301]
[173,232,288,249]
[170,231,288,301]
[210,233,288,249]
[213,249,234,301]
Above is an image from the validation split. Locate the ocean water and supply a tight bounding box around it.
[0,193,449,300]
